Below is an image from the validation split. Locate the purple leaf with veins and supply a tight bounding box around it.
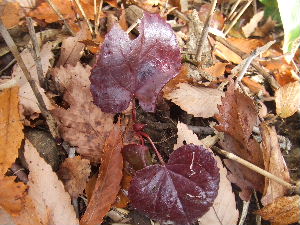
[90,12,181,113]
[128,144,220,225]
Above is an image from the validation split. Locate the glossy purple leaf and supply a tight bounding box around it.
[128,144,220,225]
[122,144,152,171]
[90,12,181,113]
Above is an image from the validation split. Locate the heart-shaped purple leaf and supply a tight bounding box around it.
[128,144,220,225]
[90,12,181,113]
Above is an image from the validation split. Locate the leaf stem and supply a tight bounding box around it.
[139,131,165,165]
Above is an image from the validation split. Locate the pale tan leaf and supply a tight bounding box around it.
[256,195,300,225]
[11,42,56,116]
[0,87,24,175]
[165,83,224,118]
[24,140,79,225]
[175,122,239,225]
[260,123,291,206]
[0,209,15,225]
[58,156,91,198]
[52,64,114,162]
[242,11,264,38]
[275,81,300,118]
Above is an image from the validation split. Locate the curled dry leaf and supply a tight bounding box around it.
[215,82,264,200]
[57,156,91,198]
[165,83,224,118]
[90,12,181,113]
[24,140,79,225]
[175,122,239,225]
[260,123,291,206]
[129,144,220,225]
[80,125,123,225]
[275,81,300,118]
[52,63,114,162]
[0,87,24,175]
[0,176,27,215]
[11,42,55,116]
[256,195,300,225]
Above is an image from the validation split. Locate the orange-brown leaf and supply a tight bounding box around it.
[57,156,91,198]
[80,125,123,225]
[113,171,132,208]
[0,176,27,215]
[0,87,24,175]
[256,195,300,225]
[0,2,23,28]
[203,62,227,78]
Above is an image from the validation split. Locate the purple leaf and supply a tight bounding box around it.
[128,144,220,225]
[90,13,181,113]
[122,144,152,171]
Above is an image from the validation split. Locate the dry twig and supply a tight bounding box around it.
[0,19,59,139]
[195,0,218,63]
[238,200,250,225]
[73,0,94,36]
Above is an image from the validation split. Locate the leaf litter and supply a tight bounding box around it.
[0,1,300,225]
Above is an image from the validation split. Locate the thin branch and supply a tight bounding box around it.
[224,0,253,35]
[126,19,141,34]
[212,146,296,191]
[45,0,75,36]
[73,0,94,36]
[238,200,250,225]
[0,18,59,139]
[195,0,218,62]
[228,0,242,20]
[214,36,280,90]
[26,17,45,88]
[0,58,16,75]
[95,0,103,34]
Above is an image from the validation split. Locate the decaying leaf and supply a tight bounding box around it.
[260,123,291,206]
[0,2,23,28]
[242,11,264,38]
[175,122,239,225]
[0,87,24,175]
[0,176,27,215]
[275,81,300,118]
[256,195,300,225]
[215,82,264,200]
[57,156,91,198]
[81,125,123,225]
[11,42,56,116]
[122,144,152,171]
[90,12,181,113]
[52,63,114,162]
[24,140,79,225]
[165,83,224,118]
[0,209,15,225]
[129,144,220,225]
[203,62,227,78]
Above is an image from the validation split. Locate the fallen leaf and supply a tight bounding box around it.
[0,2,23,28]
[198,3,225,29]
[242,11,264,38]
[175,122,239,225]
[260,123,291,206]
[215,82,264,200]
[165,83,224,118]
[0,87,24,175]
[0,176,27,215]
[52,63,114,162]
[242,77,268,95]
[214,38,264,64]
[0,209,15,225]
[128,144,220,225]
[80,125,123,225]
[24,140,79,225]
[57,156,91,198]
[122,144,152,171]
[203,62,227,78]
[113,171,132,208]
[11,42,56,116]
[56,24,89,67]
[275,81,300,118]
[256,195,300,225]
[90,12,181,113]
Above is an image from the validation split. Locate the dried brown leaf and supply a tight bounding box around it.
[11,42,55,116]
[203,62,227,78]
[0,209,15,225]
[215,82,264,200]
[0,2,23,28]
[175,122,239,225]
[57,156,91,198]
[275,81,300,118]
[242,11,264,38]
[256,195,300,225]
[0,87,24,175]
[80,125,123,225]
[52,63,114,162]
[165,83,224,118]
[260,123,291,206]
[0,176,26,215]
[24,140,79,225]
